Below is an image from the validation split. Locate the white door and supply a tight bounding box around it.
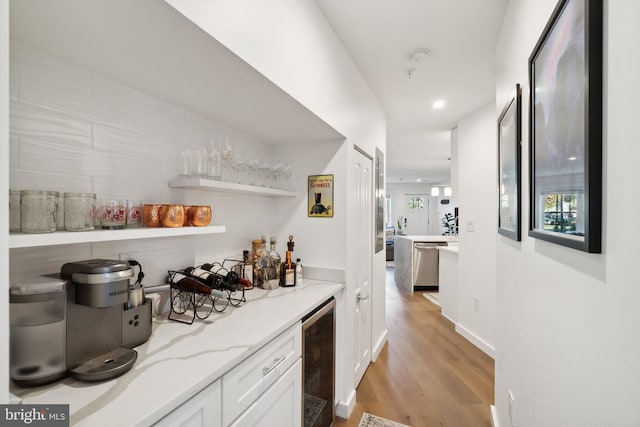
[403,193,430,235]
[353,148,373,386]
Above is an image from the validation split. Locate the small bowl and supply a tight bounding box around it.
[191,205,212,227]
[142,204,162,227]
[159,204,185,227]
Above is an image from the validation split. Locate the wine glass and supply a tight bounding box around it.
[220,137,233,182]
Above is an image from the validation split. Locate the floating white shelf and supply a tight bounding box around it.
[169,177,296,197]
[9,225,226,249]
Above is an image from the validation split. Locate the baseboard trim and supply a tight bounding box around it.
[335,389,356,419]
[490,405,499,427]
[372,329,388,361]
[455,323,495,359]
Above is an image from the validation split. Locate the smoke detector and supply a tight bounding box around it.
[408,48,431,64]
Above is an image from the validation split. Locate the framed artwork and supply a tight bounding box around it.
[498,84,522,241]
[308,174,334,217]
[528,0,602,253]
[375,148,384,253]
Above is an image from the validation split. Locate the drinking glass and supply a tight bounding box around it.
[100,199,127,229]
[127,200,142,228]
[220,137,233,182]
[207,140,221,181]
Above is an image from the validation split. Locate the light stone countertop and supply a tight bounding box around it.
[11,279,344,426]
[438,245,459,254]
[394,235,459,243]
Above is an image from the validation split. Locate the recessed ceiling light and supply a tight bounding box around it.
[568,156,577,160]
[416,178,422,182]
[433,99,446,109]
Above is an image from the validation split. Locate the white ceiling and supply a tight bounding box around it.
[316,0,508,184]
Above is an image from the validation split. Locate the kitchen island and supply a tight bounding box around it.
[11,279,344,426]
[393,235,458,292]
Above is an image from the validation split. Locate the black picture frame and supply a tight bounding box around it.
[498,84,522,241]
[528,0,602,253]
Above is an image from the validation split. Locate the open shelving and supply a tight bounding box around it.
[169,177,296,197]
[9,225,226,249]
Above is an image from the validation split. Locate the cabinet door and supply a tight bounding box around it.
[229,359,301,427]
[154,379,221,427]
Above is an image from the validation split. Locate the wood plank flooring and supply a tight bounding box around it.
[334,266,494,427]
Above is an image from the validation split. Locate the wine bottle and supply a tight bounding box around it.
[171,272,226,299]
[183,266,223,288]
[279,251,297,287]
[202,263,241,285]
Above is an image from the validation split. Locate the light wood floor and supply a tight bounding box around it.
[334,266,494,427]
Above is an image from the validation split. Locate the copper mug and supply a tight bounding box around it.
[143,204,162,227]
[159,204,185,227]
[191,205,212,227]
[183,205,193,226]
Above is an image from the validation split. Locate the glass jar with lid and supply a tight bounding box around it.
[20,190,59,233]
[64,192,96,231]
[9,190,21,232]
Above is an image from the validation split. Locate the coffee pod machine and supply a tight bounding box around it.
[9,259,152,386]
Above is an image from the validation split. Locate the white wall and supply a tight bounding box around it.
[456,103,496,357]
[495,1,640,426]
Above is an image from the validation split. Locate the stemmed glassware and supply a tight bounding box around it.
[220,137,233,182]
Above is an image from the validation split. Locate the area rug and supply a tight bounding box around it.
[422,292,440,307]
[358,412,411,427]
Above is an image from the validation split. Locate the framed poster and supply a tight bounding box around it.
[308,174,334,217]
[528,0,602,253]
[375,148,385,253]
[498,84,522,241]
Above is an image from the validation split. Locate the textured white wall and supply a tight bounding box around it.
[8,43,280,285]
[495,1,640,426]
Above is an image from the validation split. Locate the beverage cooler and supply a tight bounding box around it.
[302,297,336,427]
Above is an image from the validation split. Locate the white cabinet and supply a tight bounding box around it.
[229,359,302,427]
[154,379,222,427]
[222,323,301,426]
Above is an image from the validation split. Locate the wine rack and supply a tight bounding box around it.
[167,261,247,325]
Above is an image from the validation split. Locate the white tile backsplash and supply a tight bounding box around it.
[9,43,279,287]
[10,102,92,148]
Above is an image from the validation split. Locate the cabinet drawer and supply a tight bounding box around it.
[222,322,301,426]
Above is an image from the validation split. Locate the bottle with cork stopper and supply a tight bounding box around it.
[279,235,297,287]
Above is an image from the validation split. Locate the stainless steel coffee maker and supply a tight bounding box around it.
[10,259,152,386]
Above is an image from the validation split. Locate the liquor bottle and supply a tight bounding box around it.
[265,236,281,289]
[279,235,297,287]
[171,272,226,299]
[251,238,265,287]
[242,250,254,289]
[296,258,302,282]
[279,251,297,287]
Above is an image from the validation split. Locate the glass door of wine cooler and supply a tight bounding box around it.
[302,297,336,427]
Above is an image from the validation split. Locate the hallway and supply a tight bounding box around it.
[335,266,494,426]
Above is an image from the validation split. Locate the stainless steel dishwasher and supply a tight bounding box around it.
[413,242,447,287]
